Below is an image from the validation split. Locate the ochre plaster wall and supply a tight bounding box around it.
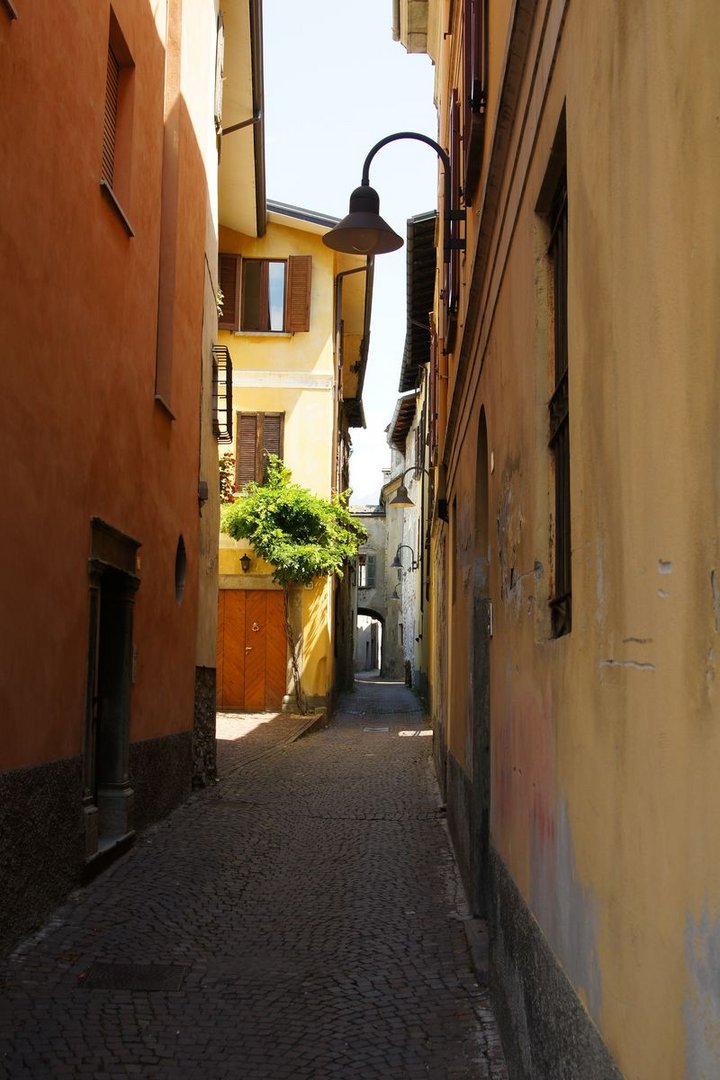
[217,219,344,703]
[436,0,720,1076]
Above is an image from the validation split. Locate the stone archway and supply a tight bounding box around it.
[355,607,386,676]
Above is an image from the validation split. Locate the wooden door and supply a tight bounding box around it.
[217,590,286,710]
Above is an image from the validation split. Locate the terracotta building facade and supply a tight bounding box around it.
[0,0,228,952]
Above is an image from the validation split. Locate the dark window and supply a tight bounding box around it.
[548,172,571,637]
[211,345,233,443]
[358,553,376,590]
[218,254,312,333]
[235,412,284,488]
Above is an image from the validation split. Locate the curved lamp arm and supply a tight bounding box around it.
[389,466,430,509]
[323,131,465,263]
[392,543,418,571]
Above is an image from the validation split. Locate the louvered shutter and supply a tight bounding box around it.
[366,554,376,589]
[284,256,312,333]
[236,413,258,488]
[102,45,120,186]
[428,328,438,466]
[463,0,487,200]
[261,413,284,481]
[219,254,241,330]
[443,90,461,352]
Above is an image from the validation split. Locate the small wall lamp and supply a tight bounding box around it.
[392,544,417,572]
[240,553,251,573]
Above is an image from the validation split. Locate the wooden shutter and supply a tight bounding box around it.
[261,412,284,480]
[102,45,120,186]
[284,256,312,333]
[428,327,438,466]
[236,413,258,488]
[463,0,487,200]
[443,90,461,352]
[219,253,241,330]
[366,554,376,589]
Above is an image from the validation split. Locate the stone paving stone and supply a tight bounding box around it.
[0,678,508,1078]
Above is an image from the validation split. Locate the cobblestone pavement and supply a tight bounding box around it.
[0,678,508,1079]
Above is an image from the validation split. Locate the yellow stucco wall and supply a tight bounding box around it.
[433,0,720,1076]
[217,216,356,704]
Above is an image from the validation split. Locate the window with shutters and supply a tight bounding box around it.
[100,9,135,234]
[235,412,284,488]
[218,254,312,333]
[357,553,376,590]
[463,0,487,201]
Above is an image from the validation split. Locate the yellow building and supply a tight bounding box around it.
[216,203,371,713]
[394,1,720,1077]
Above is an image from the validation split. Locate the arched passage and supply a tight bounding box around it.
[355,607,385,675]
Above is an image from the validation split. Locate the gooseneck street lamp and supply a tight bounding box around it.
[389,466,431,509]
[391,544,417,572]
[322,132,465,263]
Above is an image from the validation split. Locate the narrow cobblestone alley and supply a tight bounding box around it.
[0,679,507,1079]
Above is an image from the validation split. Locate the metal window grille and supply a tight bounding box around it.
[212,345,233,443]
[548,175,571,637]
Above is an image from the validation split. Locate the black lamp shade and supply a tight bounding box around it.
[389,483,414,508]
[322,186,403,256]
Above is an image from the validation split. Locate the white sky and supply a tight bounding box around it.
[262,0,438,505]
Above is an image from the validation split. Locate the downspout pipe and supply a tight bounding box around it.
[249,0,266,237]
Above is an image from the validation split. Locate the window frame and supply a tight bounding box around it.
[218,253,312,334]
[99,9,135,235]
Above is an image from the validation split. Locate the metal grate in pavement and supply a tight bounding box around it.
[78,962,189,991]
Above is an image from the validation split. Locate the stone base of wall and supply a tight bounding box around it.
[128,731,192,832]
[0,756,85,957]
[192,665,217,788]
[489,848,622,1080]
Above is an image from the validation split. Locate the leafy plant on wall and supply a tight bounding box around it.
[221,456,367,713]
